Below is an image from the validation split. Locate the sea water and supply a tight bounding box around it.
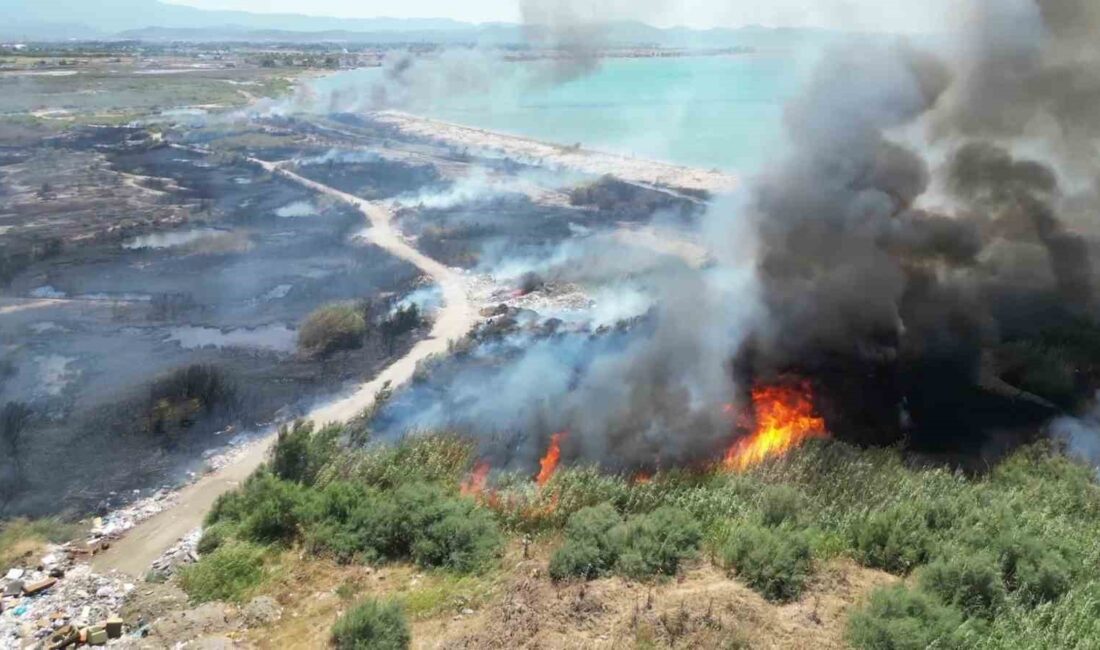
[311,53,812,173]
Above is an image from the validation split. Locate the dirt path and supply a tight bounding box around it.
[93,161,476,577]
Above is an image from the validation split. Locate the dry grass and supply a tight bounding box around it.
[237,539,894,649]
[0,517,84,571]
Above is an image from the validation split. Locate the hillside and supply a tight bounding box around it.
[70,424,1100,648]
[0,0,850,47]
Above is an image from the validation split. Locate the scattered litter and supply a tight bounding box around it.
[0,559,132,647]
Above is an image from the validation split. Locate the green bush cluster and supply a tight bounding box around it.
[918,553,1006,621]
[847,584,968,650]
[849,504,938,575]
[270,421,341,485]
[187,415,1100,648]
[305,481,502,572]
[206,471,309,545]
[549,504,701,581]
[204,474,501,573]
[330,599,410,650]
[720,523,814,603]
[178,542,266,603]
[196,427,501,575]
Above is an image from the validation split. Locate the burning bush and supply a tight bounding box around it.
[330,599,410,650]
[298,303,367,358]
[720,523,814,603]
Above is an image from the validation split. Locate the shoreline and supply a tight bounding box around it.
[370,110,740,195]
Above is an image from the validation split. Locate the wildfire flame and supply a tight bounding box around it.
[724,382,827,471]
[536,431,566,486]
[460,460,491,497]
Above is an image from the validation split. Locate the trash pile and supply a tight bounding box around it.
[1,548,135,648]
[145,529,202,583]
[91,492,177,542]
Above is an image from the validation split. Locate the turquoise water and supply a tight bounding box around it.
[311,54,811,172]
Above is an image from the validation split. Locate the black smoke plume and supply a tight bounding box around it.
[376,0,1100,471]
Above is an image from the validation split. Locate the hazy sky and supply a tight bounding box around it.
[164,0,953,33]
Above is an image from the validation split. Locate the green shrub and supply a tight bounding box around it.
[616,507,702,580]
[301,481,500,573]
[918,553,1005,620]
[270,421,340,486]
[983,582,1100,648]
[759,485,804,528]
[411,499,502,573]
[386,483,500,572]
[721,523,814,603]
[204,472,308,545]
[179,542,266,603]
[330,598,410,650]
[847,584,966,650]
[196,521,236,556]
[549,504,624,580]
[298,303,367,357]
[549,542,607,582]
[993,531,1072,607]
[850,505,936,575]
[547,505,700,581]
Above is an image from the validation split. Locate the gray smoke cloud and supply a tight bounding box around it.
[931,0,1100,178]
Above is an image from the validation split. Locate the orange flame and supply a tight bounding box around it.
[724,382,827,471]
[461,460,491,497]
[632,471,653,485]
[536,432,566,486]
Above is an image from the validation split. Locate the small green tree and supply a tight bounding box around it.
[179,542,266,603]
[330,599,410,650]
[918,553,1005,620]
[847,585,967,650]
[549,504,624,580]
[721,523,814,603]
[850,505,936,575]
[616,507,702,579]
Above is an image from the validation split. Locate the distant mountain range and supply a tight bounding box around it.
[0,0,848,47]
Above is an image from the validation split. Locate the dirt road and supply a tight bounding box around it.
[93,161,476,576]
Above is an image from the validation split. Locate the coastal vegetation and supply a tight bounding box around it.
[173,422,1100,648]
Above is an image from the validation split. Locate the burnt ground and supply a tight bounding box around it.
[0,109,709,518]
[0,125,433,517]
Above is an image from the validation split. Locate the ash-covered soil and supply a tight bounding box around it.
[0,125,431,517]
